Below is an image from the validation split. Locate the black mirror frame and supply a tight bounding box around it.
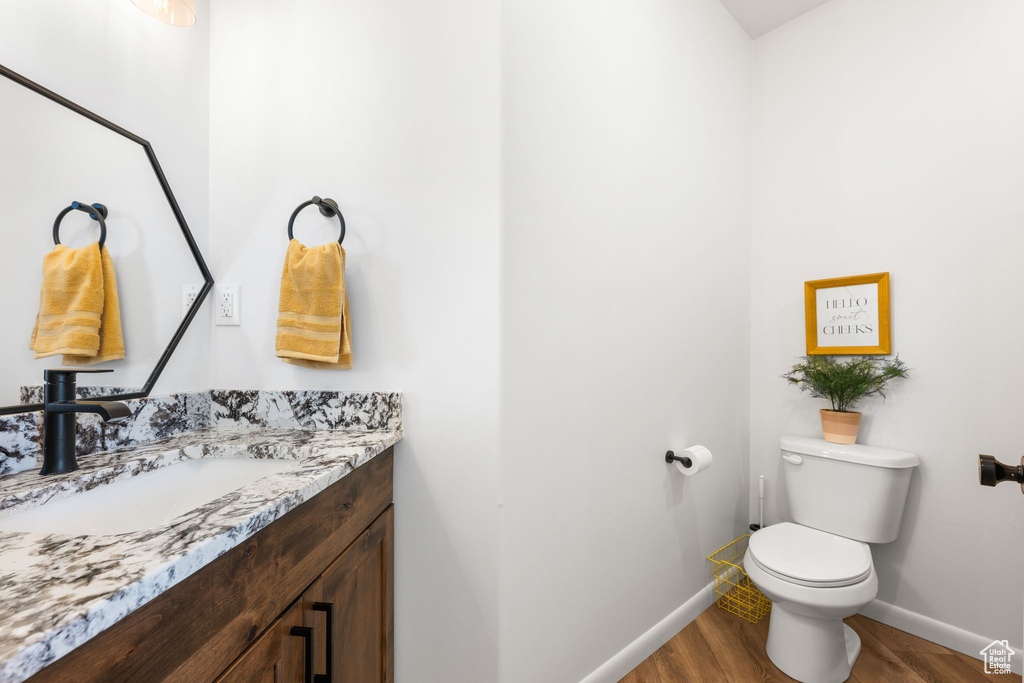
[0,64,214,416]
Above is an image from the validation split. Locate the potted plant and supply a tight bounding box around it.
[782,355,909,444]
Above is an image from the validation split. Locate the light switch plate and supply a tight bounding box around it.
[215,284,241,326]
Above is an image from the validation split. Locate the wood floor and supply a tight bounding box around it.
[621,604,1022,682]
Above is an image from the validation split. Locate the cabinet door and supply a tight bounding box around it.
[216,600,306,683]
[309,506,394,683]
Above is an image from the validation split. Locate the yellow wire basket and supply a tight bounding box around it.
[707,534,771,624]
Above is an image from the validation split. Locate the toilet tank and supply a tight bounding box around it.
[780,436,919,543]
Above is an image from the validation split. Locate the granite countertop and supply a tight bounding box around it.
[0,424,401,683]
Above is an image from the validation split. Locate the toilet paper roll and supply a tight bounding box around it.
[674,445,713,476]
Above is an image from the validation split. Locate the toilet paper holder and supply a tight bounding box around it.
[665,451,692,468]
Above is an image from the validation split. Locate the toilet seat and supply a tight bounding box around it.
[748,523,872,588]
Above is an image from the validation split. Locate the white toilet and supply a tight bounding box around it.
[743,436,918,683]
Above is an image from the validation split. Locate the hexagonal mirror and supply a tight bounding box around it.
[0,64,213,413]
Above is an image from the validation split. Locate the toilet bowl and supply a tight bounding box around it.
[744,523,878,683]
[745,437,918,683]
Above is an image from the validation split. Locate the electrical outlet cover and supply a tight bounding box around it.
[214,284,241,326]
[182,284,203,318]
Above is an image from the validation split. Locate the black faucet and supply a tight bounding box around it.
[41,369,131,475]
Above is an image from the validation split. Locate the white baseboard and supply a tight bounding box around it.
[580,581,718,683]
[861,599,1023,675]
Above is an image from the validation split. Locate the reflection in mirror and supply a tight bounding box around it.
[0,66,212,409]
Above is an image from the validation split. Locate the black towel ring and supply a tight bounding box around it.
[287,196,346,245]
[53,202,108,250]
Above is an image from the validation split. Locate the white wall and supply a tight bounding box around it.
[500,1,752,681]
[207,1,502,681]
[751,0,1024,656]
[0,0,211,397]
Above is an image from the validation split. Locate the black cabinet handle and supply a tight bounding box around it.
[290,626,314,683]
[312,602,334,683]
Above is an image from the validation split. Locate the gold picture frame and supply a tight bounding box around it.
[805,272,891,355]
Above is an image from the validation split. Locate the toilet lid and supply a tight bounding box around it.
[748,523,872,588]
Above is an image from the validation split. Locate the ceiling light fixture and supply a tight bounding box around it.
[130,0,196,27]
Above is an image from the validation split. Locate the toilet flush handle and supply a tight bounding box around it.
[782,453,803,466]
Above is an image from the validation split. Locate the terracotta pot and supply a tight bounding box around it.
[819,409,862,444]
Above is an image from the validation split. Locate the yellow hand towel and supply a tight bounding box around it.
[30,243,125,365]
[276,239,352,369]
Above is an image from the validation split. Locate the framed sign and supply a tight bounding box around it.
[804,272,891,355]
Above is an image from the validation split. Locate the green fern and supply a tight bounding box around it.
[782,355,909,413]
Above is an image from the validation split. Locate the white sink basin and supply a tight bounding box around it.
[0,458,299,536]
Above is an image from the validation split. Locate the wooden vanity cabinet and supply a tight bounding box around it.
[29,448,394,683]
[215,599,307,683]
[309,508,394,683]
[218,509,394,683]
